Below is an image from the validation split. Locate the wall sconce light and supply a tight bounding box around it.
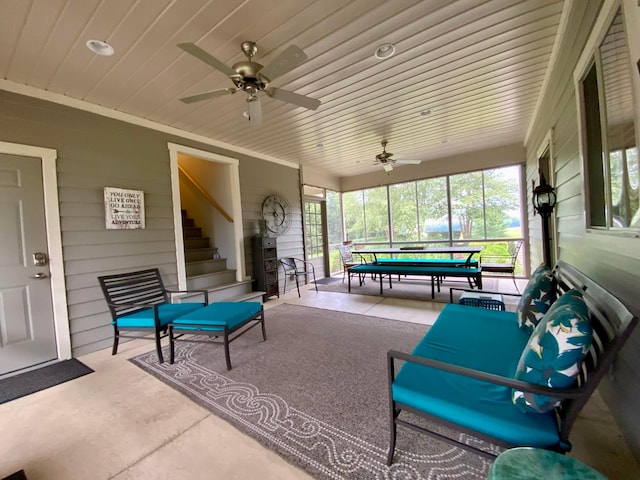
[532,172,557,267]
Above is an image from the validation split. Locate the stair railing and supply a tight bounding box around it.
[178,164,233,223]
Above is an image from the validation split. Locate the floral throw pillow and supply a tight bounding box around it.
[512,290,592,413]
[517,264,557,334]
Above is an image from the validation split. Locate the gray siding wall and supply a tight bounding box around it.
[525,0,640,459]
[0,90,303,356]
[238,157,306,294]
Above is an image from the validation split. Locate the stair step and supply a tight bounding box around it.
[184,237,210,249]
[183,226,202,238]
[186,258,227,276]
[186,270,237,290]
[185,247,220,262]
[179,279,259,304]
[182,217,195,228]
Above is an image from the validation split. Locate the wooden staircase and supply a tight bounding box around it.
[181,210,262,303]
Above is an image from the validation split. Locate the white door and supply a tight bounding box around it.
[0,153,57,375]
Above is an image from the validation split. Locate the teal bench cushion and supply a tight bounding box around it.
[115,302,204,328]
[351,264,480,276]
[376,258,478,266]
[170,302,262,332]
[392,304,562,448]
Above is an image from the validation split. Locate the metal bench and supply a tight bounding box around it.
[348,263,482,298]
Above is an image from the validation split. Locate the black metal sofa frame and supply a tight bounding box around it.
[386,260,638,462]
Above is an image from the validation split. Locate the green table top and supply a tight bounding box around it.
[488,448,608,480]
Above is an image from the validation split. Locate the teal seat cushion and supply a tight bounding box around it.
[115,302,204,328]
[517,264,557,334]
[392,304,562,448]
[512,290,592,413]
[171,302,262,332]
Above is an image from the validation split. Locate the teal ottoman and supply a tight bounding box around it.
[168,302,265,370]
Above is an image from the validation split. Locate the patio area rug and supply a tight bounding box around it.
[130,304,497,479]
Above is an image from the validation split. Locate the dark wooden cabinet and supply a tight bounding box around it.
[252,236,279,300]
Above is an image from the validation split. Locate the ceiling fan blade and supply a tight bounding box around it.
[247,96,263,125]
[177,43,238,78]
[258,45,307,83]
[266,87,320,110]
[396,159,422,165]
[179,88,236,104]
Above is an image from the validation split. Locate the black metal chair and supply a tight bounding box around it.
[280,257,317,297]
[480,241,523,292]
[98,268,208,363]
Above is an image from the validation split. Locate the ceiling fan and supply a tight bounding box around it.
[177,41,321,125]
[374,141,422,172]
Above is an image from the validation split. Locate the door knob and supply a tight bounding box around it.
[32,272,48,279]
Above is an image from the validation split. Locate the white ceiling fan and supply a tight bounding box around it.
[374,140,422,172]
[177,41,321,125]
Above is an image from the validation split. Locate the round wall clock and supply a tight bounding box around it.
[262,194,291,235]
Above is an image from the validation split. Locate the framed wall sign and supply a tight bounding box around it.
[104,187,145,229]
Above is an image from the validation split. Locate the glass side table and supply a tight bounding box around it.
[488,447,608,480]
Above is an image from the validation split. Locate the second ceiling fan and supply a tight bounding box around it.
[177,41,321,125]
[374,141,422,172]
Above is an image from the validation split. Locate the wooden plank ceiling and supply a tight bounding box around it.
[1,0,565,178]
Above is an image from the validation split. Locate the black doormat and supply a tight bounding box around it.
[0,359,94,405]
[2,470,27,480]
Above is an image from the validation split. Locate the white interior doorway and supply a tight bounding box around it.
[168,143,247,290]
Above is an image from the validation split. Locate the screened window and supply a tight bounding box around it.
[342,190,365,242]
[363,187,389,243]
[449,171,485,239]
[342,165,523,245]
[326,190,343,246]
[417,176,449,242]
[389,182,418,242]
[483,166,522,239]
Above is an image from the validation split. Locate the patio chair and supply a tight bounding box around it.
[480,241,523,292]
[280,257,317,297]
[337,244,365,283]
[98,268,208,363]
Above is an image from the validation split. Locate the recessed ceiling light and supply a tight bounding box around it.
[441,139,449,144]
[420,109,432,116]
[86,39,115,56]
[374,43,396,60]
[316,143,324,148]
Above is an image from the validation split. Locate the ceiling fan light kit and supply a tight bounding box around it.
[373,140,422,171]
[177,41,321,125]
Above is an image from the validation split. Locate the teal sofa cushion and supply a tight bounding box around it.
[392,304,562,448]
[171,302,262,332]
[512,290,592,413]
[517,264,557,334]
[115,302,204,328]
